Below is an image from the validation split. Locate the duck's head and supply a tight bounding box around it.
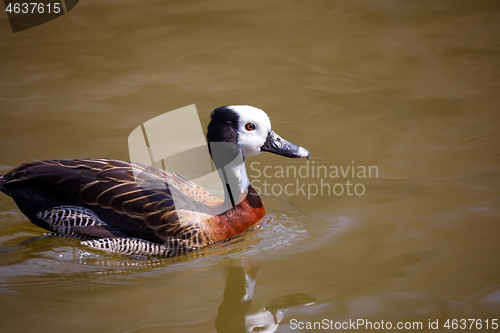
[207,105,310,161]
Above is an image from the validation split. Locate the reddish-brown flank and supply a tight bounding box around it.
[205,186,266,243]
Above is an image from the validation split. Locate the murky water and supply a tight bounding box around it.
[1,0,500,332]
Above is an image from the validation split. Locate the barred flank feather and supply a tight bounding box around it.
[0,158,265,257]
[81,237,201,257]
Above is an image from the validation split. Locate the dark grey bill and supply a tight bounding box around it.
[260,130,310,159]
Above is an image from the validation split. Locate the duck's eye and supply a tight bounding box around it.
[245,122,256,131]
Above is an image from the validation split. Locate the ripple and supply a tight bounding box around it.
[204,198,355,261]
[0,197,354,293]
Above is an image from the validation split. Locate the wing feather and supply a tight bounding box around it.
[1,158,222,243]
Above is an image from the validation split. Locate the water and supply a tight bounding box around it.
[1,0,500,332]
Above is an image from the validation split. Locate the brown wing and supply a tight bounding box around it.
[1,158,222,243]
[79,159,223,240]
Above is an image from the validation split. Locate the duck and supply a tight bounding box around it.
[0,105,310,257]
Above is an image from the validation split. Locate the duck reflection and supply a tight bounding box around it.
[215,265,315,333]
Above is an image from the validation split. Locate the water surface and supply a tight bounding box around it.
[1,0,500,332]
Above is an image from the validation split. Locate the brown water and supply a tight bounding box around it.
[1,1,500,332]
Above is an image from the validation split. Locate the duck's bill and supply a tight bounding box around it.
[260,130,310,159]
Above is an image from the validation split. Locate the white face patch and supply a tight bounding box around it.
[228,105,272,159]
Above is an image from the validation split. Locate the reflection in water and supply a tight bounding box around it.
[216,265,315,333]
[1,0,500,330]
[0,204,337,294]
[1,236,315,332]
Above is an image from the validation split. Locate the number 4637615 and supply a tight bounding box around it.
[444,319,498,330]
[6,2,62,14]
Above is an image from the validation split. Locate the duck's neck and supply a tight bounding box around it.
[207,141,256,209]
[219,160,251,207]
[228,161,250,195]
[209,160,265,242]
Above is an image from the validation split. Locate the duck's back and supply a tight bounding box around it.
[0,158,221,245]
